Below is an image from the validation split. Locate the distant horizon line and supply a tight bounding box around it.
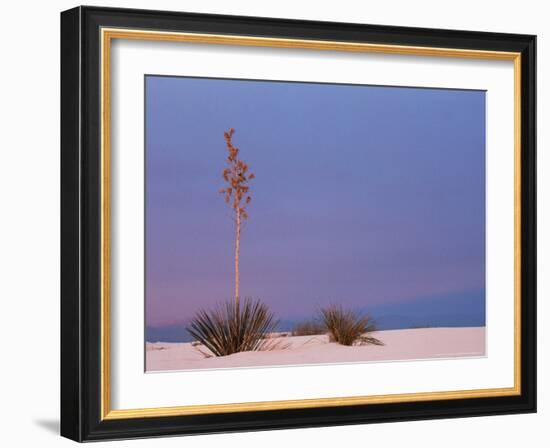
[145,323,487,344]
[146,287,485,329]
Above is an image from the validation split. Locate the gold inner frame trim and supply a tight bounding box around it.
[100,27,522,421]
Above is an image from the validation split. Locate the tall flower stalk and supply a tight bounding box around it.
[219,128,255,306]
[187,129,278,357]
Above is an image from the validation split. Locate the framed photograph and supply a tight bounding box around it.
[61,6,536,442]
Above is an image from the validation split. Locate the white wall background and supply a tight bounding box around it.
[0,0,546,446]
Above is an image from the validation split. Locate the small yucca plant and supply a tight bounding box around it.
[320,305,383,346]
[292,319,326,336]
[187,298,279,357]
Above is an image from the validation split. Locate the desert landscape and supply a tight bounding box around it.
[145,77,487,372]
[146,327,486,371]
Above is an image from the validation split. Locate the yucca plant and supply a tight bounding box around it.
[320,305,383,346]
[187,298,279,357]
[292,319,326,336]
[187,129,277,358]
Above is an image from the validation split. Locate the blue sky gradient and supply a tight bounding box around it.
[145,76,486,330]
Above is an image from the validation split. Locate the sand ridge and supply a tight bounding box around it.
[146,326,486,372]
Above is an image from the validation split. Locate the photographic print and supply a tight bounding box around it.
[145,76,486,372]
[61,9,536,440]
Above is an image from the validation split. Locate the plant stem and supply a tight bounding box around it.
[235,209,241,306]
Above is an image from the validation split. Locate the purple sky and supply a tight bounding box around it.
[145,76,485,327]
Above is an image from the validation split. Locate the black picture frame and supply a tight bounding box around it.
[61,5,536,442]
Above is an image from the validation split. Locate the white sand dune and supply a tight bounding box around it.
[146,326,485,372]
